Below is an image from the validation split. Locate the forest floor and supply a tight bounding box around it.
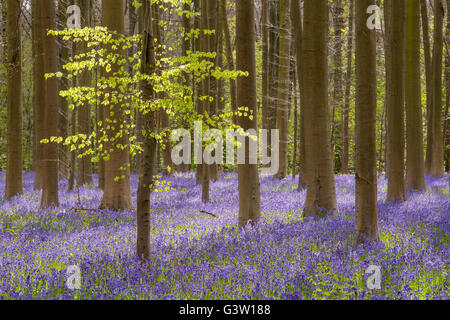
[0,172,448,299]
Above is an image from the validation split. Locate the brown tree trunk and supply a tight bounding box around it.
[236,0,261,227]
[200,0,210,202]
[421,0,433,173]
[5,0,23,199]
[332,0,344,173]
[136,0,157,261]
[386,0,406,202]
[262,0,269,139]
[275,0,291,179]
[32,0,45,190]
[355,0,378,242]
[290,0,306,189]
[100,0,132,210]
[57,1,70,181]
[405,0,426,190]
[342,0,354,174]
[302,0,337,217]
[77,0,93,186]
[221,0,237,120]
[40,0,60,208]
[429,0,446,177]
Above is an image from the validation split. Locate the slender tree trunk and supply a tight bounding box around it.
[421,0,433,173]
[220,0,237,121]
[429,0,446,177]
[208,0,218,181]
[332,0,344,173]
[386,0,406,202]
[342,0,354,174]
[302,0,337,217]
[355,0,378,242]
[275,0,291,179]
[292,69,298,179]
[5,0,23,199]
[445,0,450,172]
[406,0,426,190]
[262,0,269,138]
[40,0,60,208]
[136,0,157,261]
[201,0,210,202]
[290,0,306,189]
[57,1,70,181]
[77,0,93,186]
[236,0,261,227]
[32,0,45,190]
[100,0,132,210]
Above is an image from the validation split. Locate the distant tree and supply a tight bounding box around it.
[77,0,94,186]
[274,0,291,179]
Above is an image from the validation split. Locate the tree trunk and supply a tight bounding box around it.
[5,0,23,199]
[136,0,157,261]
[200,0,210,202]
[302,0,337,217]
[386,0,406,202]
[221,0,237,121]
[40,0,60,208]
[57,1,70,181]
[77,0,93,186]
[275,0,291,179]
[405,0,426,190]
[421,0,433,173]
[429,0,445,177]
[32,0,45,190]
[100,0,132,210]
[332,0,344,173]
[236,0,261,227]
[342,0,354,174]
[355,0,378,242]
[290,0,306,189]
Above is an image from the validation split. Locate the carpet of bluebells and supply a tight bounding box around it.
[0,171,448,300]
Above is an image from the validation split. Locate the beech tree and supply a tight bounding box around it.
[406,0,426,190]
[355,0,378,242]
[302,0,337,217]
[5,0,23,199]
[40,0,60,208]
[100,0,132,210]
[386,0,406,202]
[428,0,445,177]
[236,0,261,227]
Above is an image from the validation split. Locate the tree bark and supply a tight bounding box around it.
[77,0,93,186]
[421,0,433,173]
[100,0,132,210]
[32,0,45,190]
[386,0,406,202]
[290,0,306,189]
[302,0,337,217]
[274,0,291,179]
[236,0,261,227]
[429,0,446,177]
[5,0,23,199]
[405,0,426,190]
[136,0,157,261]
[40,0,60,208]
[355,0,378,242]
[342,0,354,174]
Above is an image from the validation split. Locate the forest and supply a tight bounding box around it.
[0,0,448,301]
